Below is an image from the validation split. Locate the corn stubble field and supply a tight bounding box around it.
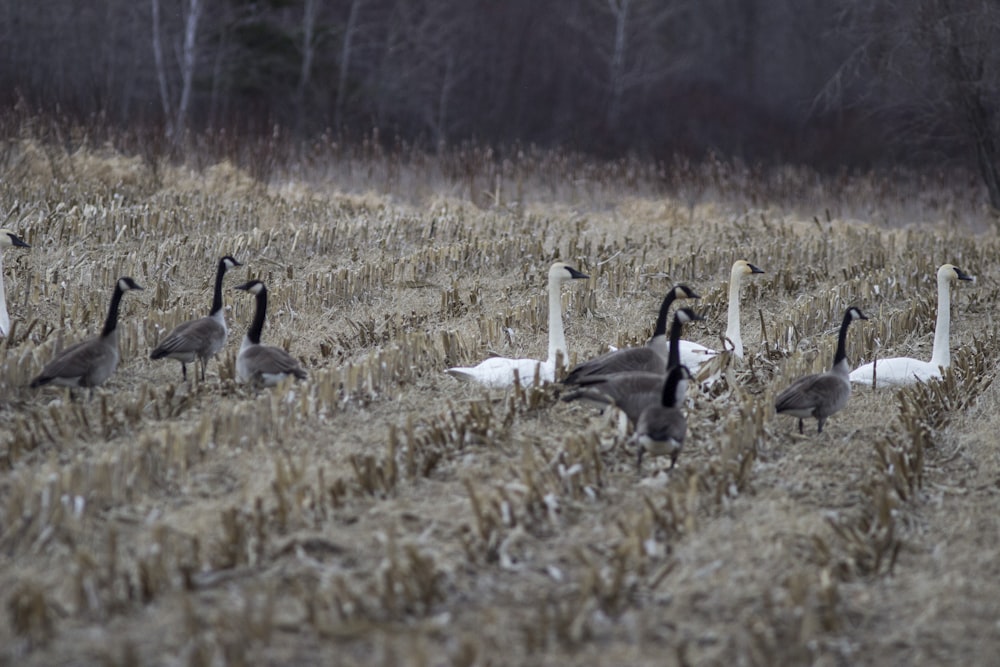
[1,137,1000,666]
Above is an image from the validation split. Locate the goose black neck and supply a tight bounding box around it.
[102,284,126,337]
[667,314,684,369]
[652,293,676,338]
[661,366,685,408]
[833,310,853,367]
[247,287,268,345]
[210,260,227,315]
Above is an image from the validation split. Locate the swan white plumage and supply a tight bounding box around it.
[445,262,589,388]
[0,229,31,338]
[849,263,973,387]
[673,259,763,368]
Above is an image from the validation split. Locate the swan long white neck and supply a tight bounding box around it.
[546,273,568,368]
[0,252,8,337]
[930,271,953,369]
[724,265,744,357]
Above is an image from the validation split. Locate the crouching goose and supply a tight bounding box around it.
[560,308,703,424]
[234,280,307,387]
[563,284,699,384]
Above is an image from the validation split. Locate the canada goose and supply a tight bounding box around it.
[234,280,307,387]
[774,306,868,434]
[635,364,693,473]
[677,259,764,367]
[0,229,31,338]
[445,262,589,388]
[30,277,144,391]
[563,284,700,384]
[849,264,973,387]
[560,308,703,424]
[150,255,242,381]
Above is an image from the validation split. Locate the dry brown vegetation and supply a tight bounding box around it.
[1,137,999,666]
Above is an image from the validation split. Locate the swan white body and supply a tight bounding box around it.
[849,264,973,387]
[0,230,31,337]
[446,262,589,388]
[672,260,763,368]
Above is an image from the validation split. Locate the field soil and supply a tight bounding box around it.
[1,147,999,666]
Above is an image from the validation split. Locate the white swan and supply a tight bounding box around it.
[0,229,31,338]
[446,262,589,388]
[849,263,973,387]
[673,259,763,368]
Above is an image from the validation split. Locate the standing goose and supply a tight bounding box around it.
[563,284,700,384]
[445,262,589,388]
[30,277,144,390]
[774,306,868,434]
[150,255,242,381]
[234,280,307,386]
[849,264,973,387]
[635,364,693,473]
[0,229,31,338]
[677,259,764,368]
[560,308,704,424]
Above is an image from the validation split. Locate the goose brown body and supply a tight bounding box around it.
[563,284,699,384]
[151,255,242,381]
[234,280,307,387]
[30,277,144,389]
[775,307,868,434]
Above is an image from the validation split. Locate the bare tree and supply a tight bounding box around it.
[295,0,320,130]
[334,0,365,130]
[831,0,1000,207]
[152,0,203,145]
[571,0,692,137]
[373,0,473,147]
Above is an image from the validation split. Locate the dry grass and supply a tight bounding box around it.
[0,135,999,666]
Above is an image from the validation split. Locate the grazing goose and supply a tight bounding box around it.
[150,255,242,381]
[635,364,693,473]
[30,277,144,390]
[563,284,700,384]
[677,259,764,368]
[234,280,307,386]
[445,262,589,388]
[849,264,973,387]
[774,306,868,434]
[0,229,31,338]
[560,308,703,424]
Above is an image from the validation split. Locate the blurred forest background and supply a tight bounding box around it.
[2,0,1000,206]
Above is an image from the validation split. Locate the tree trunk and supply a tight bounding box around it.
[335,0,364,130]
[296,0,319,132]
[606,0,630,131]
[974,136,1000,210]
[174,0,202,145]
[151,0,173,136]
